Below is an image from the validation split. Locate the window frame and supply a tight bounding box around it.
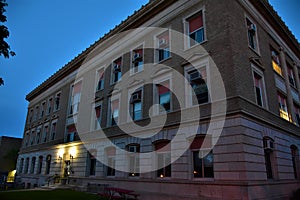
[252,64,268,109]
[107,94,121,127]
[127,144,140,177]
[131,44,144,74]
[245,16,260,54]
[50,120,57,141]
[95,67,105,91]
[69,80,82,116]
[153,73,172,115]
[128,85,143,122]
[54,91,61,111]
[111,56,123,85]
[92,101,103,130]
[154,29,171,63]
[183,8,206,50]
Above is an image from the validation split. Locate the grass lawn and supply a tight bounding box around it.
[0,189,102,200]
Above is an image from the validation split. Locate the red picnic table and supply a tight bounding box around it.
[98,187,140,200]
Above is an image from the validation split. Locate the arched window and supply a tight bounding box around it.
[45,155,51,175]
[263,137,274,179]
[291,145,299,179]
[37,156,43,174]
[30,157,36,174]
[154,140,171,178]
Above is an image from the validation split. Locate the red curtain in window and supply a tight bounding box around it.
[114,58,122,66]
[155,140,170,152]
[67,125,77,133]
[106,147,116,156]
[95,106,101,118]
[190,136,211,149]
[73,81,82,94]
[189,13,203,33]
[158,81,170,95]
[134,48,143,55]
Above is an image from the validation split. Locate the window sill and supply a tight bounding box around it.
[192,177,214,181]
[130,68,144,76]
[248,46,260,56]
[184,39,208,52]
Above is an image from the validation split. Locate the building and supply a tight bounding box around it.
[16,0,300,199]
[0,136,22,183]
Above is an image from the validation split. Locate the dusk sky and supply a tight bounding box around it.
[0,0,299,138]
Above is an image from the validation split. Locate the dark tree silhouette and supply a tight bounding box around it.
[0,0,15,86]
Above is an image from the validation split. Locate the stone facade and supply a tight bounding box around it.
[16,0,300,199]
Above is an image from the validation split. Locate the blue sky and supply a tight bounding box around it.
[0,0,299,138]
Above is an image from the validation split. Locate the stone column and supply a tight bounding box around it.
[279,47,296,122]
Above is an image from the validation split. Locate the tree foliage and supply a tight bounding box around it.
[0,0,15,86]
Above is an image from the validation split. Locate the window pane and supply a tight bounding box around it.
[159,92,170,112]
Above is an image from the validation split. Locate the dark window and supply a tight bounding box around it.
[88,152,97,176]
[291,146,299,179]
[97,70,104,91]
[155,140,171,178]
[30,157,36,174]
[246,18,257,50]
[187,11,205,46]
[128,144,140,177]
[112,58,122,83]
[263,138,274,179]
[106,147,116,177]
[132,48,143,73]
[157,31,170,62]
[189,69,208,105]
[45,155,51,175]
[37,156,43,174]
[157,81,171,113]
[130,90,142,121]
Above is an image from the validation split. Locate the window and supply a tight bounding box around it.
[87,151,97,176]
[156,31,170,62]
[37,156,43,174]
[287,64,296,87]
[45,155,51,175]
[253,70,266,107]
[19,158,24,174]
[94,102,102,130]
[190,136,213,178]
[50,122,57,140]
[36,127,41,144]
[186,68,208,105]
[278,93,291,122]
[40,102,45,118]
[30,129,35,145]
[111,57,122,84]
[28,109,33,123]
[156,80,171,113]
[131,47,143,73]
[106,147,116,177]
[47,97,53,115]
[130,89,142,121]
[155,140,171,178]
[246,18,258,50]
[271,49,282,76]
[96,69,104,91]
[42,125,49,143]
[24,157,29,174]
[54,92,61,111]
[34,106,39,121]
[69,81,82,115]
[108,98,119,126]
[291,145,299,179]
[30,157,36,174]
[127,144,140,177]
[263,137,274,179]
[25,132,29,147]
[185,11,205,48]
[294,104,300,126]
[67,125,76,142]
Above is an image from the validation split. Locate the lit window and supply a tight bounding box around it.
[186,11,205,47]
[278,93,291,122]
[127,144,140,177]
[94,103,102,130]
[156,80,171,113]
[263,137,274,179]
[246,18,258,50]
[130,89,142,121]
[67,125,76,142]
[271,49,282,76]
[155,140,171,178]
[156,31,170,62]
[132,47,143,73]
[106,147,116,177]
[112,57,122,83]
[69,81,82,115]
[253,71,266,107]
[96,69,104,91]
[109,98,119,126]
